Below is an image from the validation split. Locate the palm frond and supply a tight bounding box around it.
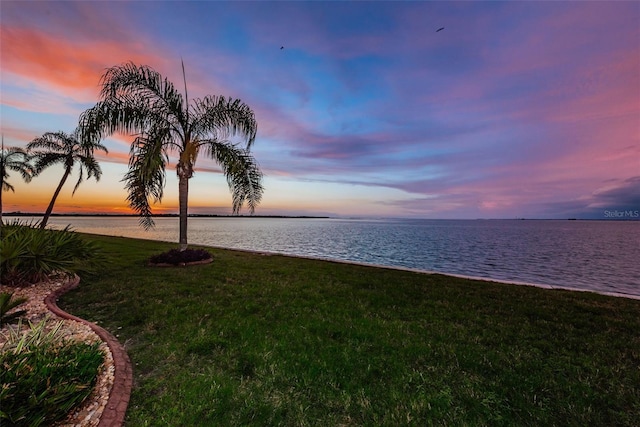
[79,79,185,149]
[72,165,85,195]
[79,155,103,181]
[122,130,169,229]
[28,132,72,176]
[2,181,15,192]
[71,154,104,195]
[191,96,257,150]
[100,62,186,128]
[1,146,33,189]
[0,146,28,158]
[26,130,107,199]
[26,131,74,152]
[30,152,66,175]
[79,98,157,141]
[204,141,263,214]
[77,129,109,158]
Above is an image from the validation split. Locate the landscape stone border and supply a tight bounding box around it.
[44,276,132,427]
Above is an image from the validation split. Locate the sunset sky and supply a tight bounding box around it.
[1,1,638,219]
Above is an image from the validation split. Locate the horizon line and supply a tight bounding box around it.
[3,212,638,221]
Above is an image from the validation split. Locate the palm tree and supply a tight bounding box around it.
[79,62,263,251]
[1,140,33,223]
[27,130,108,229]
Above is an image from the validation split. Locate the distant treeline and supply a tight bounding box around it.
[4,212,330,219]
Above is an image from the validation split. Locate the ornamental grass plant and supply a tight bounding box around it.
[0,319,103,426]
[60,234,640,426]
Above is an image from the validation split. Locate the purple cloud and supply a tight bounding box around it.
[2,1,638,218]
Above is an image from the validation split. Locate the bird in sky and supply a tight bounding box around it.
[280,46,284,50]
[436,27,445,32]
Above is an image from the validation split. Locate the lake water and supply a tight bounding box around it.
[11,216,640,298]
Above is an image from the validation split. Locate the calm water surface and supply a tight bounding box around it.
[16,217,640,297]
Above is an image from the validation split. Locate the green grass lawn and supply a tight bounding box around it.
[59,234,640,426]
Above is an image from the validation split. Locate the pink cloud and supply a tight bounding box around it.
[0,126,45,145]
[1,26,161,96]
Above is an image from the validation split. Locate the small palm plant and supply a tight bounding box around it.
[27,130,108,228]
[0,292,28,326]
[0,221,104,286]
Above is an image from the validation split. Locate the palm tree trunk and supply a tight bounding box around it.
[178,174,189,251]
[0,184,3,225]
[40,167,71,229]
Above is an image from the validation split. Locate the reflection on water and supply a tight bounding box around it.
[16,216,640,297]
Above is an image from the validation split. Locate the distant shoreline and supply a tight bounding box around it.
[3,213,637,221]
[3,213,331,219]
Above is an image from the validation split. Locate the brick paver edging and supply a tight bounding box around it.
[44,276,132,427]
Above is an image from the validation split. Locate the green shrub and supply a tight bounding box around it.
[0,319,104,426]
[149,248,212,265]
[0,292,28,326]
[0,221,104,286]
